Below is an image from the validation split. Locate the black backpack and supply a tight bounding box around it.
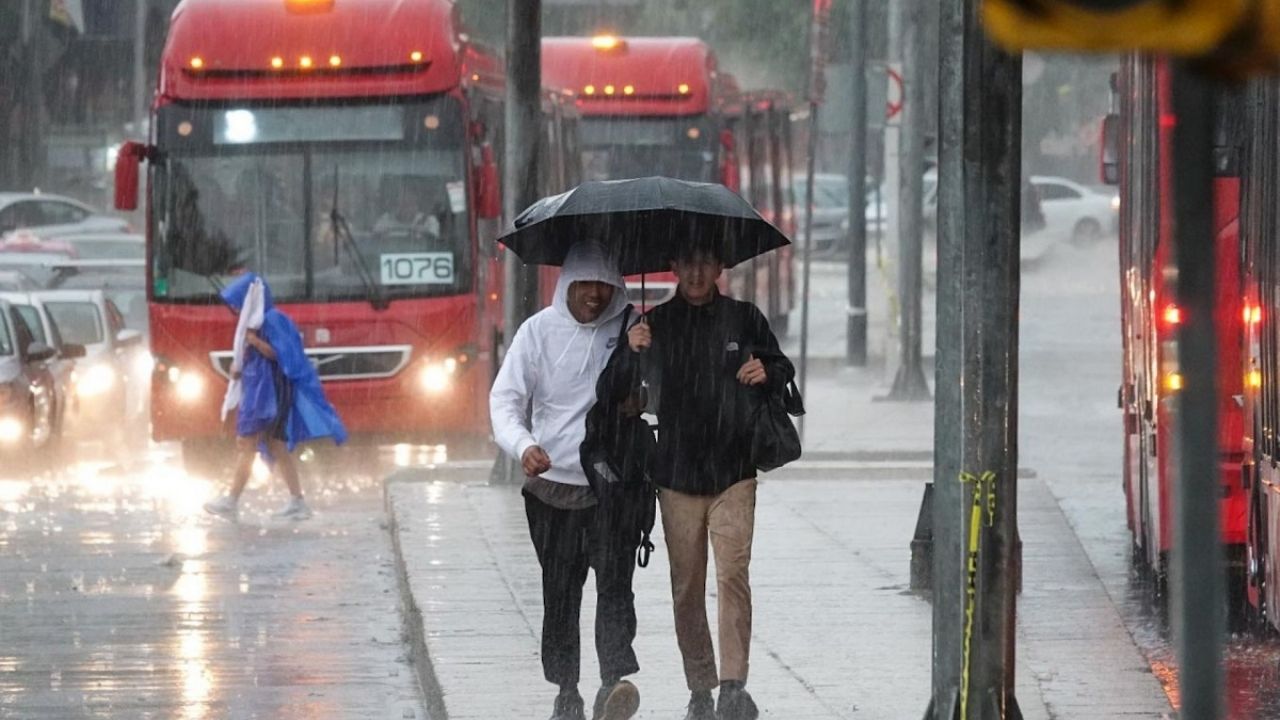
[580,305,658,566]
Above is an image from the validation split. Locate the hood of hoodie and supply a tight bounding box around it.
[221,272,275,313]
[488,241,630,486]
[551,241,628,328]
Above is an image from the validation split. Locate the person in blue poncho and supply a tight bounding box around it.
[203,272,347,521]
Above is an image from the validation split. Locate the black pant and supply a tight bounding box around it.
[524,489,641,688]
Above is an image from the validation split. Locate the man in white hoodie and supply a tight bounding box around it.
[490,241,642,720]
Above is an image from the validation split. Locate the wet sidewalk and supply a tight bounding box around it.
[386,432,1172,719]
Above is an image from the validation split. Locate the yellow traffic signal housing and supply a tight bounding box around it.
[982,0,1249,55]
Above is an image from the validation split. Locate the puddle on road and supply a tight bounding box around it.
[1118,557,1280,718]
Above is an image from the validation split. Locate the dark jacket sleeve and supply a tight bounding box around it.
[743,303,794,393]
[597,312,647,406]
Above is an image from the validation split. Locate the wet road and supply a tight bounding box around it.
[1018,239,1280,718]
[0,445,424,719]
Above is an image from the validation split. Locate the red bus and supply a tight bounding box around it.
[541,36,795,330]
[1107,56,1249,608]
[114,0,575,469]
[1238,74,1280,630]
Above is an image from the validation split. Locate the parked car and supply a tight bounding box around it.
[0,193,128,238]
[26,289,148,443]
[1029,175,1118,245]
[793,173,890,258]
[0,299,68,455]
[48,232,144,261]
[923,170,1049,236]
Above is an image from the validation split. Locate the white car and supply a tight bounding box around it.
[24,289,148,442]
[0,193,129,239]
[1029,175,1118,245]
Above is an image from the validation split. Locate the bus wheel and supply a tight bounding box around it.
[182,438,228,480]
[1226,548,1252,633]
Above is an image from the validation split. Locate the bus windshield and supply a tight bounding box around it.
[151,99,470,304]
[580,116,718,182]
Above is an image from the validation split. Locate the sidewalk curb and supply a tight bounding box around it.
[385,476,449,720]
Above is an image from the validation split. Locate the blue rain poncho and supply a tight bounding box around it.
[220,273,348,450]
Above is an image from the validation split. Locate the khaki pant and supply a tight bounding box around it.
[658,479,757,691]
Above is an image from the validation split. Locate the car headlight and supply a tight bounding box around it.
[419,357,459,395]
[75,364,118,398]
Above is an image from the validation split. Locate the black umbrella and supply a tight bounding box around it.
[498,176,791,276]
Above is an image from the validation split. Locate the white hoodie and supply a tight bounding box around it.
[489,242,630,486]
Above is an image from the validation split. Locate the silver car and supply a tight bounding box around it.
[0,193,129,239]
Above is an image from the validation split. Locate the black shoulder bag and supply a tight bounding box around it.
[750,357,805,473]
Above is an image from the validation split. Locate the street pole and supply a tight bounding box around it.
[503,0,542,339]
[845,0,869,367]
[495,0,541,484]
[887,0,929,400]
[19,0,46,190]
[132,0,148,135]
[798,0,832,443]
[925,0,1022,716]
[1169,62,1224,720]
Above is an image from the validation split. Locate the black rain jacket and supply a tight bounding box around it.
[600,290,794,496]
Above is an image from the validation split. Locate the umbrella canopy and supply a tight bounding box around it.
[498,176,791,275]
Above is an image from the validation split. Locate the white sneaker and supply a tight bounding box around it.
[203,495,239,519]
[274,497,312,520]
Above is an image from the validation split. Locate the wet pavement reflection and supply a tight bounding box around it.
[0,443,423,719]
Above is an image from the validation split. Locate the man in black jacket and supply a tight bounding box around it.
[621,239,793,720]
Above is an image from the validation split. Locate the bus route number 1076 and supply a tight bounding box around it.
[379,253,455,285]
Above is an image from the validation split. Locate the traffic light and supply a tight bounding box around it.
[982,0,1249,54]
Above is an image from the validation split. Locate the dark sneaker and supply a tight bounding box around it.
[592,679,639,720]
[684,690,716,720]
[716,686,758,720]
[551,689,586,720]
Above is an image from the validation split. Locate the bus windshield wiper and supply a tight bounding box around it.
[330,167,388,311]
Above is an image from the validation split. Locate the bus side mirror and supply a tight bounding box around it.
[719,130,740,191]
[1100,113,1119,186]
[476,144,501,220]
[114,141,152,211]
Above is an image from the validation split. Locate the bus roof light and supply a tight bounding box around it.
[189,56,204,70]
[678,83,691,95]
[623,84,635,96]
[604,85,615,95]
[271,56,285,70]
[299,55,314,69]
[583,84,596,95]
[410,51,425,63]
[329,55,342,68]
[591,35,624,51]
[285,0,335,13]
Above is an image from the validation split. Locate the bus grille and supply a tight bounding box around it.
[209,346,412,381]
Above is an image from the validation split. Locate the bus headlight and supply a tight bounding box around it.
[174,370,206,403]
[75,364,118,398]
[419,357,458,395]
[0,417,25,443]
